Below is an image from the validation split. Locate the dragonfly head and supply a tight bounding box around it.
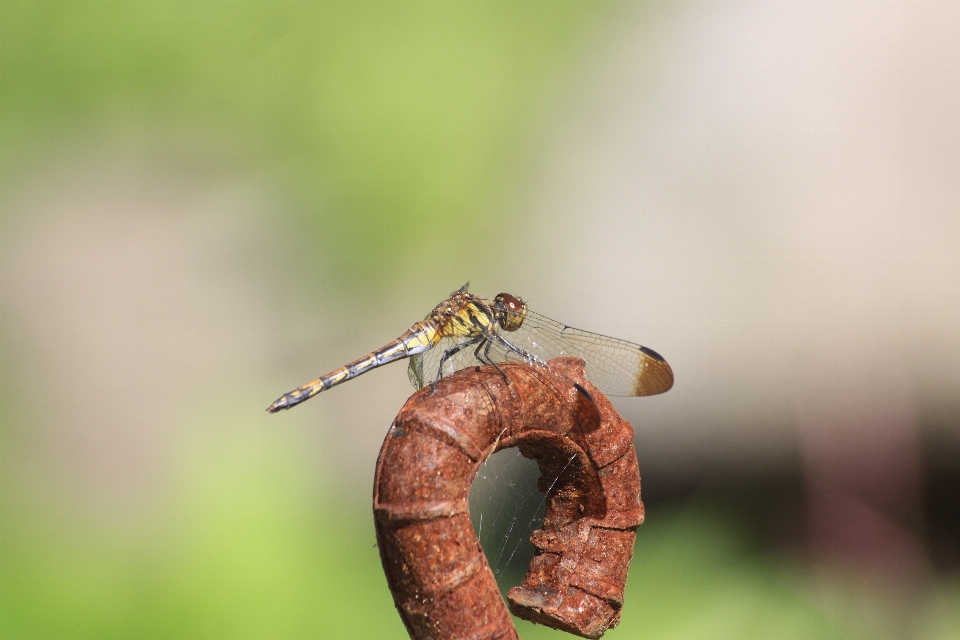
[494,293,527,331]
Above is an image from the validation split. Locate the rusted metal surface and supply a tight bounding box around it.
[373,357,644,639]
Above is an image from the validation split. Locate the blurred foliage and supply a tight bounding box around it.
[0,437,405,638]
[1,0,601,287]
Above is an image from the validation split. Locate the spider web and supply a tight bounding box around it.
[468,448,578,591]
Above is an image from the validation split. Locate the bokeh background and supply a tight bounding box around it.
[2,1,959,638]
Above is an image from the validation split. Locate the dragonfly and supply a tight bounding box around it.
[267,284,673,412]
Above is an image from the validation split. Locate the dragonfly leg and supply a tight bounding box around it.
[481,337,494,363]
[473,338,490,364]
[433,336,482,385]
[495,334,547,366]
[475,336,510,383]
[473,338,491,365]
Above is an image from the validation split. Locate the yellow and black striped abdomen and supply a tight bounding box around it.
[266,320,441,412]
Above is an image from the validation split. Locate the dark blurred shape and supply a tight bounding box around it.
[799,392,928,592]
[921,419,960,571]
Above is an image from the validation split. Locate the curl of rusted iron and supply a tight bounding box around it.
[373,357,643,639]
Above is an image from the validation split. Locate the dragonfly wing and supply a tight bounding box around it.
[408,310,673,397]
[407,335,488,389]
[407,353,427,389]
[502,311,674,396]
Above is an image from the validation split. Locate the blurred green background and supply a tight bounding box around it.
[2,1,959,639]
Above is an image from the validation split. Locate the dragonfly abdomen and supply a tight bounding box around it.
[266,321,440,412]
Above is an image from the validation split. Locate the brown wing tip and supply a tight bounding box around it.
[634,356,674,396]
[639,345,666,362]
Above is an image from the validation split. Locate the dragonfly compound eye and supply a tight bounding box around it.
[495,293,527,331]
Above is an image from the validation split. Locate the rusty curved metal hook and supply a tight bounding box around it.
[373,357,644,639]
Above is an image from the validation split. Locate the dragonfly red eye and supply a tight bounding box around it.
[496,293,522,311]
[495,293,526,331]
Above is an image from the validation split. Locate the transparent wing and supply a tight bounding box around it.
[408,310,673,397]
[407,335,489,389]
[500,311,673,396]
